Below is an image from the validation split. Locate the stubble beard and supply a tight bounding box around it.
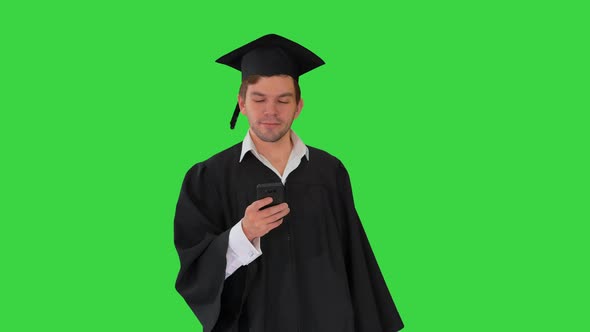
[245,104,297,143]
[251,121,291,143]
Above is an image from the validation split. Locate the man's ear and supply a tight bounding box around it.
[294,98,304,119]
[238,95,246,114]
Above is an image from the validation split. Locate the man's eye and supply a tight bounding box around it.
[254,100,265,103]
[278,100,289,104]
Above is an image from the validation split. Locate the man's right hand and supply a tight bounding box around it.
[242,197,290,242]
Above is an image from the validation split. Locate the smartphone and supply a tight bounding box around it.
[256,182,285,210]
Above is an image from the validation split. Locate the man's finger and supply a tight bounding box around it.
[252,197,274,210]
[262,206,290,224]
[260,202,289,217]
[267,219,284,231]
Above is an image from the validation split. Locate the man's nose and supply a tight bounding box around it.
[263,102,278,115]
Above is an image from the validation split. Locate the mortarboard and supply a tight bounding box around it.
[216,34,325,129]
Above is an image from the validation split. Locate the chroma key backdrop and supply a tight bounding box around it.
[1,0,588,331]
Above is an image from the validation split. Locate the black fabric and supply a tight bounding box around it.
[240,46,298,80]
[174,143,404,331]
[215,34,325,80]
[229,103,240,130]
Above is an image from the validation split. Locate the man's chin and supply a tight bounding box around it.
[258,134,283,143]
[253,128,289,143]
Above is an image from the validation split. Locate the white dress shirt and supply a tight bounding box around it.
[225,130,309,279]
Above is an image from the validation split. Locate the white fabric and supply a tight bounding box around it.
[225,219,262,279]
[239,130,309,184]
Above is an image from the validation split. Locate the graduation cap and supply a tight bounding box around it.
[216,34,325,129]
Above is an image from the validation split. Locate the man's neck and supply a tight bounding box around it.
[250,129,293,174]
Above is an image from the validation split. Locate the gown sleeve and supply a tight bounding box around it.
[173,163,248,331]
[337,162,405,331]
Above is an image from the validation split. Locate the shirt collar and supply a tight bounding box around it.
[239,130,310,163]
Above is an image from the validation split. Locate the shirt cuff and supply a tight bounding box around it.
[228,219,262,266]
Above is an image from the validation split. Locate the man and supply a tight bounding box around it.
[174,34,404,331]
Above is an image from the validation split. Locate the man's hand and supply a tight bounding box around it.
[242,197,289,242]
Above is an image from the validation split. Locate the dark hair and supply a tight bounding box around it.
[239,75,301,102]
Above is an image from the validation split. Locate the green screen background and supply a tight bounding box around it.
[1,1,588,331]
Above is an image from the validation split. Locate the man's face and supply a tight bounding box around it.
[238,75,303,143]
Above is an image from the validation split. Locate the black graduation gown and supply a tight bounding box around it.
[174,143,404,332]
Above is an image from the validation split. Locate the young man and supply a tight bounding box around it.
[174,34,404,331]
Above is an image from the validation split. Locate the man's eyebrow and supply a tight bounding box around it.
[250,92,294,98]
